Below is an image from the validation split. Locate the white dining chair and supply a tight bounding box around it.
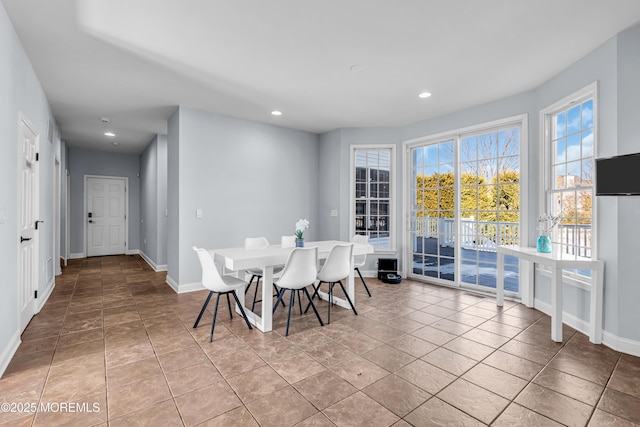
[272,247,324,336]
[244,237,284,312]
[306,243,357,324]
[352,234,372,297]
[192,247,253,342]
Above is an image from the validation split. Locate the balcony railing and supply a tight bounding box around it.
[415,217,592,256]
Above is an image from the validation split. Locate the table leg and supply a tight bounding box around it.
[551,266,563,342]
[496,252,504,307]
[346,255,355,304]
[261,266,273,332]
[590,268,604,344]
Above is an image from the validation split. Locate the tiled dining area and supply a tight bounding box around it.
[1,255,639,426]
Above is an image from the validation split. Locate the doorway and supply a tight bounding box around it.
[405,116,526,296]
[18,114,39,333]
[85,176,127,257]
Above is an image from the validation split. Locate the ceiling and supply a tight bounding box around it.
[4,0,640,154]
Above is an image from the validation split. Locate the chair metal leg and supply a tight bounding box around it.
[272,288,286,314]
[327,282,334,324]
[303,287,324,327]
[285,289,295,337]
[297,289,303,314]
[231,290,253,330]
[251,276,260,311]
[355,267,372,297]
[210,293,221,342]
[304,281,323,314]
[193,291,213,328]
[338,280,358,315]
[226,292,233,318]
[245,275,257,294]
[273,284,286,310]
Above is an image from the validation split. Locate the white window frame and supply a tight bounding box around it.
[539,81,598,287]
[349,145,396,253]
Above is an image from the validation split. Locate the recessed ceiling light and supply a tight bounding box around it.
[418,92,432,99]
[350,65,364,72]
[100,117,110,123]
[104,132,115,137]
[112,142,120,146]
[271,111,282,116]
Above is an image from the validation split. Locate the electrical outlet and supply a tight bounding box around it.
[330,209,338,217]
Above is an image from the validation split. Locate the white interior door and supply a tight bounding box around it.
[86,177,126,257]
[18,115,39,333]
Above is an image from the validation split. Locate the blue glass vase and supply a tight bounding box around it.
[295,238,304,247]
[537,235,551,253]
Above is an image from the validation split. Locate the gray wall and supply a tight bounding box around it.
[0,1,60,375]
[140,134,168,269]
[68,148,141,255]
[613,25,640,341]
[167,107,319,287]
[140,136,159,262]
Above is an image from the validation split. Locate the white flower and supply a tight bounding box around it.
[537,213,560,235]
[295,219,310,239]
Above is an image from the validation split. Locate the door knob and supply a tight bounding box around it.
[20,236,32,243]
[88,220,94,224]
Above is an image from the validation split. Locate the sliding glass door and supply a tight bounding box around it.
[408,121,523,294]
[410,140,456,281]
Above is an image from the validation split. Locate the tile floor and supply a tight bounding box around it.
[1,255,639,426]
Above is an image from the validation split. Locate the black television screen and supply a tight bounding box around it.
[595,153,640,195]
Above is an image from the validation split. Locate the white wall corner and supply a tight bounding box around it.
[139,251,167,272]
[178,281,206,294]
[0,330,21,378]
[166,275,205,294]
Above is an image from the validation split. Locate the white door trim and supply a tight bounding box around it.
[84,174,129,257]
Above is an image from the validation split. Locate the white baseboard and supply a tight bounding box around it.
[360,269,377,278]
[36,278,55,312]
[603,331,640,358]
[178,281,205,293]
[126,249,139,256]
[0,330,21,378]
[69,253,84,259]
[139,251,168,272]
[534,298,640,357]
[165,274,204,294]
[166,275,179,293]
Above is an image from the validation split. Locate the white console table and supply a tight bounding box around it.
[496,245,604,344]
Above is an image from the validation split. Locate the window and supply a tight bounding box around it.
[541,83,596,269]
[351,146,395,251]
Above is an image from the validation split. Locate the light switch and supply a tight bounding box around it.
[196,209,203,218]
[330,209,338,217]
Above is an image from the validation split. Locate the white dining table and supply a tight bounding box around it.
[212,240,374,332]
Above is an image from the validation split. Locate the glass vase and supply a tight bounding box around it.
[536,235,551,253]
[295,238,304,247]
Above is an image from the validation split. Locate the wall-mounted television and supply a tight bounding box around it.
[595,152,640,195]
